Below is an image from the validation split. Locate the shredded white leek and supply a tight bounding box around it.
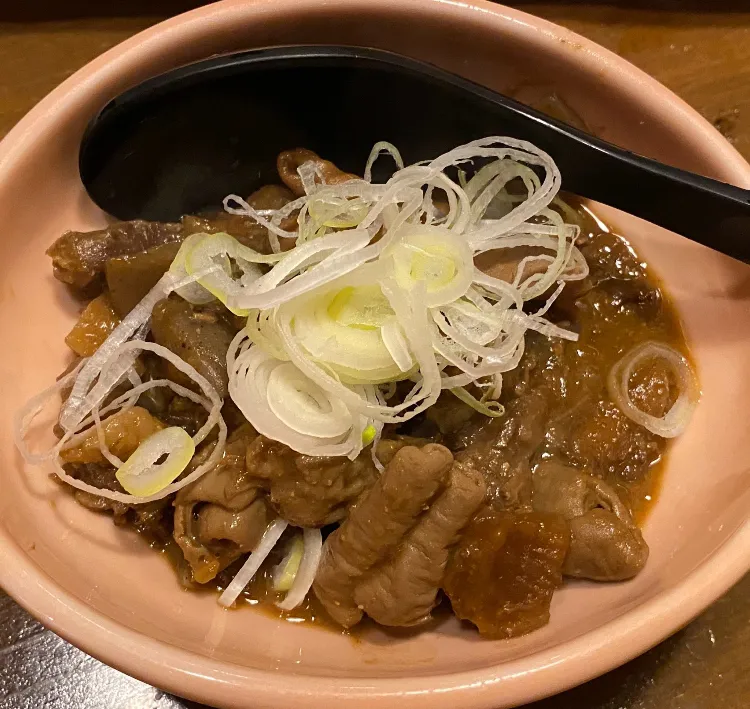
[16,136,589,500]
[219,519,289,608]
[212,137,587,457]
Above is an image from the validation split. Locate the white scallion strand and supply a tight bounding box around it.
[215,137,590,457]
[218,519,289,608]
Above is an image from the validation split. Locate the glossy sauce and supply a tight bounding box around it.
[564,200,690,524]
[153,199,691,628]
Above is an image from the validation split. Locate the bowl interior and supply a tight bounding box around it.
[1,1,749,705]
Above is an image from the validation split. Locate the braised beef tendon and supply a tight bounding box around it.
[31,145,696,640]
[443,510,570,639]
[313,444,454,627]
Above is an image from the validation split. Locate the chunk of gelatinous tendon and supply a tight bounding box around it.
[443,510,570,638]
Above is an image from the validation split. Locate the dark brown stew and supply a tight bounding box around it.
[48,151,690,639]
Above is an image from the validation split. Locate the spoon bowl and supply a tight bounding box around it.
[81,46,750,259]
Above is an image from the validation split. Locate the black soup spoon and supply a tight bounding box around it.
[79,46,750,261]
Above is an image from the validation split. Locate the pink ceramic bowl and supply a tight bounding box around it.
[1,1,749,707]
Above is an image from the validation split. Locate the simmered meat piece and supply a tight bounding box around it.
[47,220,183,290]
[182,182,299,250]
[174,495,270,585]
[501,332,573,402]
[556,399,662,483]
[353,462,486,627]
[64,462,130,521]
[443,510,569,638]
[128,498,174,543]
[313,444,454,627]
[245,183,300,233]
[456,389,549,511]
[565,509,649,581]
[532,460,632,519]
[59,407,165,465]
[105,241,181,317]
[181,214,277,253]
[173,425,267,584]
[62,461,172,540]
[64,292,121,357]
[247,184,296,211]
[196,500,270,553]
[424,392,475,440]
[277,149,357,197]
[179,426,260,510]
[474,246,552,286]
[156,395,209,437]
[532,461,648,580]
[151,297,237,399]
[245,436,380,527]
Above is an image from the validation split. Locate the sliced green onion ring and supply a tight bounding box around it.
[608,341,698,438]
[115,427,195,497]
[272,534,305,593]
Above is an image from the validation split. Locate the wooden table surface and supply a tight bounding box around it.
[1,2,748,708]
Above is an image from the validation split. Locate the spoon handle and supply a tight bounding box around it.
[388,50,750,261]
[482,90,750,260]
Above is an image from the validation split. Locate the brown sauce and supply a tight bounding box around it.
[147,198,688,632]
[53,155,693,637]
[562,199,689,524]
[157,535,341,629]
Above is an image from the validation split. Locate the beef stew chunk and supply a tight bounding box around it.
[533,461,648,580]
[151,297,238,399]
[353,461,486,627]
[313,444,455,627]
[443,510,570,639]
[245,436,381,528]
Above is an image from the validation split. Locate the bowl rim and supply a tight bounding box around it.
[1,1,749,707]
